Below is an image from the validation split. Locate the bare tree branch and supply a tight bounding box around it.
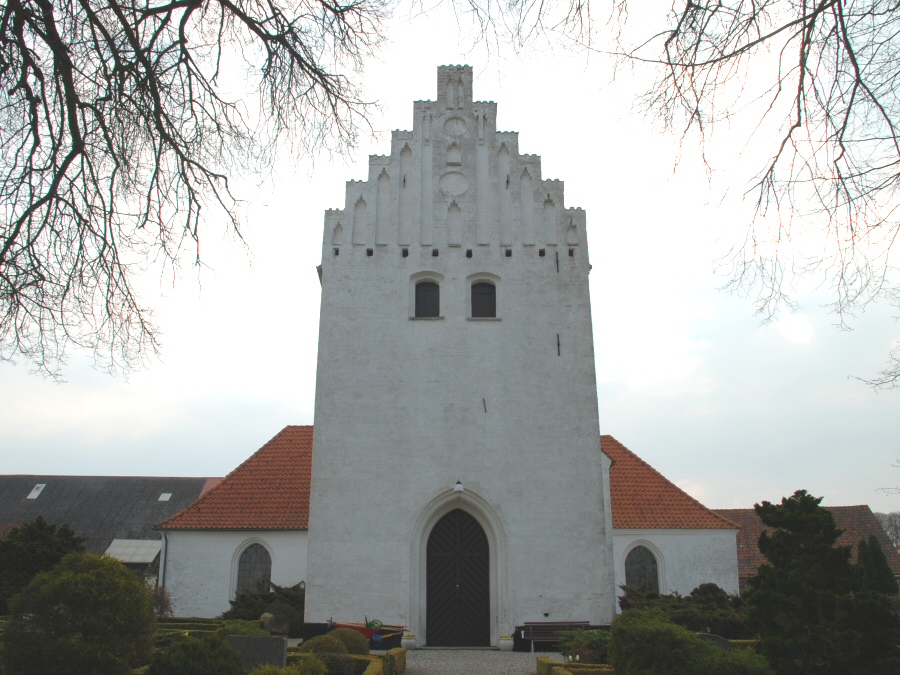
[0,0,386,376]
[612,0,900,387]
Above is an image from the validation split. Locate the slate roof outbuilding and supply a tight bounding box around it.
[602,435,738,530]
[714,505,900,581]
[0,475,217,555]
[158,425,313,531]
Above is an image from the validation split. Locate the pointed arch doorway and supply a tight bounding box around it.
[426,508,490,646]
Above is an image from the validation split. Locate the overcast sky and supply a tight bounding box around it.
[2,4,899,513]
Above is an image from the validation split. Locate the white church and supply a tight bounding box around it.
[158,66,740,646]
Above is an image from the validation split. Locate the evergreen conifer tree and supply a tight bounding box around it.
[745,491,900,675]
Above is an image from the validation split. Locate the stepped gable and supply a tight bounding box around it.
[159,426,312,530]
[715,505,900,579]
[602,435,737,530]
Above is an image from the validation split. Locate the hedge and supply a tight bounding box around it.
[383,648,406,675]
[362,658,384,675]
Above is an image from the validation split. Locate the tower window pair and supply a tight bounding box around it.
[414,281,496,318]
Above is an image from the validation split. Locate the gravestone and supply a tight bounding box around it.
[226,635,286,670]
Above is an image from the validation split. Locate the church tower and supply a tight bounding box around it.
[306,66,616,645]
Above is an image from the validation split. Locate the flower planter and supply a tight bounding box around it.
[401,636,417,650]
[498,637,514,651]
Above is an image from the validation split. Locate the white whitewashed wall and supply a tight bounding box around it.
[162,530,308,618]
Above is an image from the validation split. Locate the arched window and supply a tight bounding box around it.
[624,545,659,593]
[236,543,271,594]
[415,281,440,317]
[471,282,496,318]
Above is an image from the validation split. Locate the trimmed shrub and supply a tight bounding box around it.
[248,662,328,675]
[218,618,271,637]
[383,648,406,675]
[317,653,356,675]
[299,634,349,654]
[362,657,384,675]
[537,657,557,675]
[285,653,330,674]
[146,635,243,675]
[558,629,611,664]
[248,667,292,675]
[328,627,371,655]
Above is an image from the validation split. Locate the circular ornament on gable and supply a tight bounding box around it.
[439,171,469,196]
[443,117,467,137]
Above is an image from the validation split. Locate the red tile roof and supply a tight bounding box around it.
[603,435,737,530]
[714,505,900,580]
[158,426,312,530]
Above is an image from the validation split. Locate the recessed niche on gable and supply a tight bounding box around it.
[446,143,462,166]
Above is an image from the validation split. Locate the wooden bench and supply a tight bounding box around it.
[520,621,591,652]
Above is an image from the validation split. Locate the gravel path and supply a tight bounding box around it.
[403,649,564,675]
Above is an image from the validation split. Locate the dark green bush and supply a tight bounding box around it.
[222,581,305,622]
[146,635,242,675]
[557,629,610,664]
[610,609,703,675]
[619,583,752,639]
[0,552,154,675]
[218,618,270,636]
[610,608,772,675]
[328,627,371,655]
[298,634,349,654]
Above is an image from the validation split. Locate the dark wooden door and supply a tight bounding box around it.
[426,509,490,646]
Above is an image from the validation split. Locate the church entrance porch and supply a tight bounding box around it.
[426,509,490,646]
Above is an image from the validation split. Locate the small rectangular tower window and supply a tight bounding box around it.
[471,282,496,318]
[415,281,440,318]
